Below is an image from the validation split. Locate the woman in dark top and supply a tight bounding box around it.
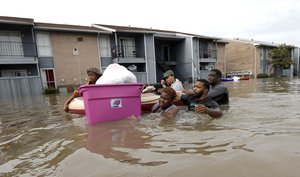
[151,87,178,118]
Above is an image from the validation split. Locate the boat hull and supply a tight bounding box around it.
[69,93,161,114]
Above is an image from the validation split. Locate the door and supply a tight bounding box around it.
[41,69,56,88]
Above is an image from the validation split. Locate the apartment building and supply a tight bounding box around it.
[225,38,298,78]
[34,23,110,90]
[0,16,233,98]
[0,16,41,98]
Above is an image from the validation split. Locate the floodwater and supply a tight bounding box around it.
[0,78,300,177]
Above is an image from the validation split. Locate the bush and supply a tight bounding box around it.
[257,73,270,78]
[43,88,59,94]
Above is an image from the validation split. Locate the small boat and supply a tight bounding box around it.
[221,78,234,82]
[221,76,250,82]
[239,76,250,80]
[68,93,160,114]
[68,93,185,115]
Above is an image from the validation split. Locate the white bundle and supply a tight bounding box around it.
[96,63,137,84]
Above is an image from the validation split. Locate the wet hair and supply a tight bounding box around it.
[161,87,177,101]
[211,69,222,78]
[86,67,102,77]
[196,79,210,92]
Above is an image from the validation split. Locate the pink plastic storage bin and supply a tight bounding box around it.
[78,83,143,124]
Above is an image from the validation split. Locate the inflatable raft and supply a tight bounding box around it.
[68,93,161,114]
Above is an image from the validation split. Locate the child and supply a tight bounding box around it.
[63,67,102,112]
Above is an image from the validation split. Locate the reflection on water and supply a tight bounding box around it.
[1,78,300,177]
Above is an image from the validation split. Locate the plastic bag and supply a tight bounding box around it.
[96,63,137,84]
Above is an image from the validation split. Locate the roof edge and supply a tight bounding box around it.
[92,24,116,32]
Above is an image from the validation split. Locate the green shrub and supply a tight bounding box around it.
[257,73,270,78]
[43,88,59,94]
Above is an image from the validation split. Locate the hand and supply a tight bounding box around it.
[195,104,207,114]
[63,103,69,112]
[160,79,165,85]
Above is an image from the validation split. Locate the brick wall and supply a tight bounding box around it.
[225,41,258,77]
[215,43,226,75]
[50,32,101,87]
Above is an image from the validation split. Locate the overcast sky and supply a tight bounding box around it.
[2,0,300,46]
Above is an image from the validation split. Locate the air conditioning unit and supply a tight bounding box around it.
[73,48,79,55]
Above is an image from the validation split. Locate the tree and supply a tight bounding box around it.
[269,44,293,69]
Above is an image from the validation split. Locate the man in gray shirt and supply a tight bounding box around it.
[207,69,229,105]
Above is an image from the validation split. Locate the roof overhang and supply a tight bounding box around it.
[0,16,34,25]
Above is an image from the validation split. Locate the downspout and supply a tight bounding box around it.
[215,40,217,69]
[31,25,40,76]
[298,47,300,76]
[254,45,257,79]
[153,36,157,83]
[32,22,44,89]
[114,32,118,62]
[144,34,149,83]
[96,32,101,69]
[291,47,294,77]
[224,43,227,75]
[191,37,195,83]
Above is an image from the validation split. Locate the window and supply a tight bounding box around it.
[36,32,52,57]
[199,42,209,58]
[161,45,170,61]
[0,31,23,56]
[99,35,111,57]
[118,37,136,58]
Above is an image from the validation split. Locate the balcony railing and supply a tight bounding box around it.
[111,45,144,59]
[0,41,36,57]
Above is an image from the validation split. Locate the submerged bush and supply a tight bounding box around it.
[257,73,270,78]
[43,88,59,94]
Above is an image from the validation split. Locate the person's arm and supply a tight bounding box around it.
[195,104,223,118]
[63,90,79,112]
[182,89,193,94]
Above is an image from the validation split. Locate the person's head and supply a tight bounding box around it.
[86,67,102,84]
[159,87,177,110]
[208,69,222,86]
[193,79,210,98]
[163,70,175,86]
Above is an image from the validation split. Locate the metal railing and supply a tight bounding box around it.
[111,45,144,59]
[0,41,36,57]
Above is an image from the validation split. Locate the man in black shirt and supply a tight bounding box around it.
[179,79,222,118]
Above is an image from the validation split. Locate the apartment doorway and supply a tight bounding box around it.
[41,69,56,88]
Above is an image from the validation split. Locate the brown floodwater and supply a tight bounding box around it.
[0,78,300,177]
